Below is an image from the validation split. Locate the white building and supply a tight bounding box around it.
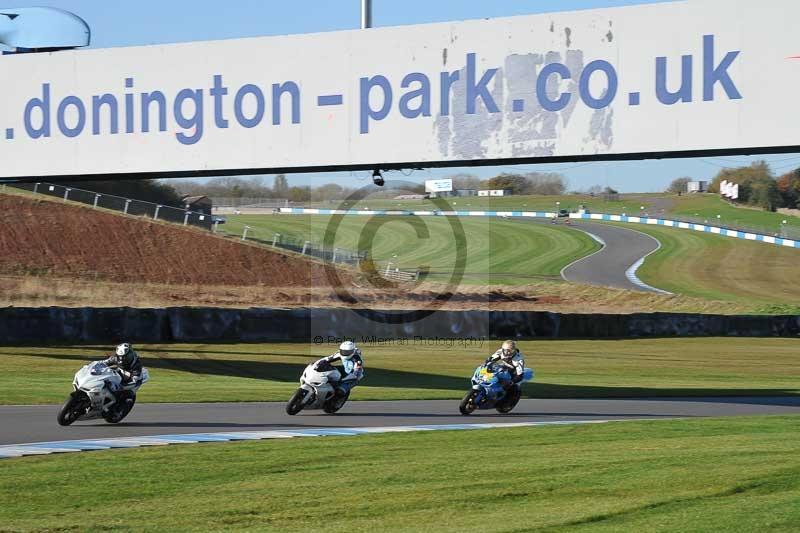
[687,181,708,193]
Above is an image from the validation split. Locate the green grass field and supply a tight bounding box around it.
[607,223,800,308]
[666,193,800,234]
[2,416,799,532]
[2,338,797,405]
[224,215,599,284]
[301,192,661,214]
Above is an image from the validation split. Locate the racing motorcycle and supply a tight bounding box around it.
[57,361,150,426]
[285,360,350,415]
[459,361,533,415]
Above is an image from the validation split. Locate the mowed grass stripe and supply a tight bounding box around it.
[224,215,599,284]
[2,338,797,405]
[2,417,799,532]
[614,223,800,306]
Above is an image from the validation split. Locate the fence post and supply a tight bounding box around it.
[332,248,338,263]
[124,199,131,215]
[301,241,309,255]
[242,226,250,241]
[183,211,190,226]
[63,188,71,202]
[93,194,101,208]
[154,205,161,221]
[272,233,280,246]
[213,220,220,233]
[385,262,392,275]
[33,183,40,194]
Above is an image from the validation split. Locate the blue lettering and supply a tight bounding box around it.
[92,94,119,135]
[174,88,203,145]
[439,70,459,116]
[703,35,741,101]
[359,75,392,134]
[234,84,265,128]
[141,91,167,133]
[656,55,693,104]
[466,52,499,114]
[125,78,135,133]
[57,96,86,138]
[272,81,300,125]
[536,63,572,112]
[210,75,229,129]
[399,72,431,119]
[24,83,50,139]
[579,60,618,109]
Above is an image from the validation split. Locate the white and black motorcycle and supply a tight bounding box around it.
[285,360,350,415]
[57,361,150,426]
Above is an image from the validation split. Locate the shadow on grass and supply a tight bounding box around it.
[13,351,800,402]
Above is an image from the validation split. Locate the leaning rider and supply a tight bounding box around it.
[316,340,364,399]
[101,343,143,401]
[486,340,525,389]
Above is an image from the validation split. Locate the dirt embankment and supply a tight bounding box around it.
[0,194,351,287]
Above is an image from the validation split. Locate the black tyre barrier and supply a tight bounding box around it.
[0,307,798,344]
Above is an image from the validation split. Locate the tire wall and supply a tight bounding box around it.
[0,307,798,344]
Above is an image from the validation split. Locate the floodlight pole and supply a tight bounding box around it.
[361,0,372,29]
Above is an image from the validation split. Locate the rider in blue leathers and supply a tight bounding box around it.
[314,340,364,398]
[485,340,525,389]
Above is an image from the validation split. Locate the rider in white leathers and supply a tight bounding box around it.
[486,340,525,388]
[314,341,364,398]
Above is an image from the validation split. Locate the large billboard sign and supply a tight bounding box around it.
[0,0,798,180]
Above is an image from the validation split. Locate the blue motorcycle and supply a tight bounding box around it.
[459,362,534,415]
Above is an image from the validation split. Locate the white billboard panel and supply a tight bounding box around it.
[425,179,453,193]
[1,0,800,179]
[720,180,728,197]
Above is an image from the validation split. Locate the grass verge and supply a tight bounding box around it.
[1,338,798,405]
[1,416,799,532]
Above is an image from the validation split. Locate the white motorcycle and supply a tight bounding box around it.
[57,361,150,426]
[285,360,350,415]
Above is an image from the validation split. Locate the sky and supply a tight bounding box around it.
[6,0,800,192]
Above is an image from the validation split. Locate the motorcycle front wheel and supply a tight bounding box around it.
[286,388,308,415]
[57,394,85,426]
[459,390,479,415]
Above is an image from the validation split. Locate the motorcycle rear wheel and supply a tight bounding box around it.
[495,385,521,414]
[323,390,350,414]
[459,390,478,415]
[286,388,308,415]
[103,394,136,424]
[57,395,84,426]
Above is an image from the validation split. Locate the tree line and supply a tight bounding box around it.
[666,161,800,210]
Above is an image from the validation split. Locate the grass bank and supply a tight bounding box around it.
[2,416,799,532]
[1,338,797,405]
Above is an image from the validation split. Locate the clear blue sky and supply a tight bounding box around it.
[8,0,800,192]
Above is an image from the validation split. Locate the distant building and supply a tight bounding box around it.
[394,194,428,200]
[181,195,212,215]
[687,181,708,193]
[479,189,513,197]
[430,189,477,198]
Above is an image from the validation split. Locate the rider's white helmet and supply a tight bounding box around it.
[500,340,517,360]
[116,343,131,357]
[339,341,357,360]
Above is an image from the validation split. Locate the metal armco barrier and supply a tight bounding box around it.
[0,307,797,345]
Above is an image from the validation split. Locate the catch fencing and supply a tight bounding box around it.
[7,182,214,230]
[230,226,368,267]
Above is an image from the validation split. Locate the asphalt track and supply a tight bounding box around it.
[3,397,799,446]
[560,221,664,292]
